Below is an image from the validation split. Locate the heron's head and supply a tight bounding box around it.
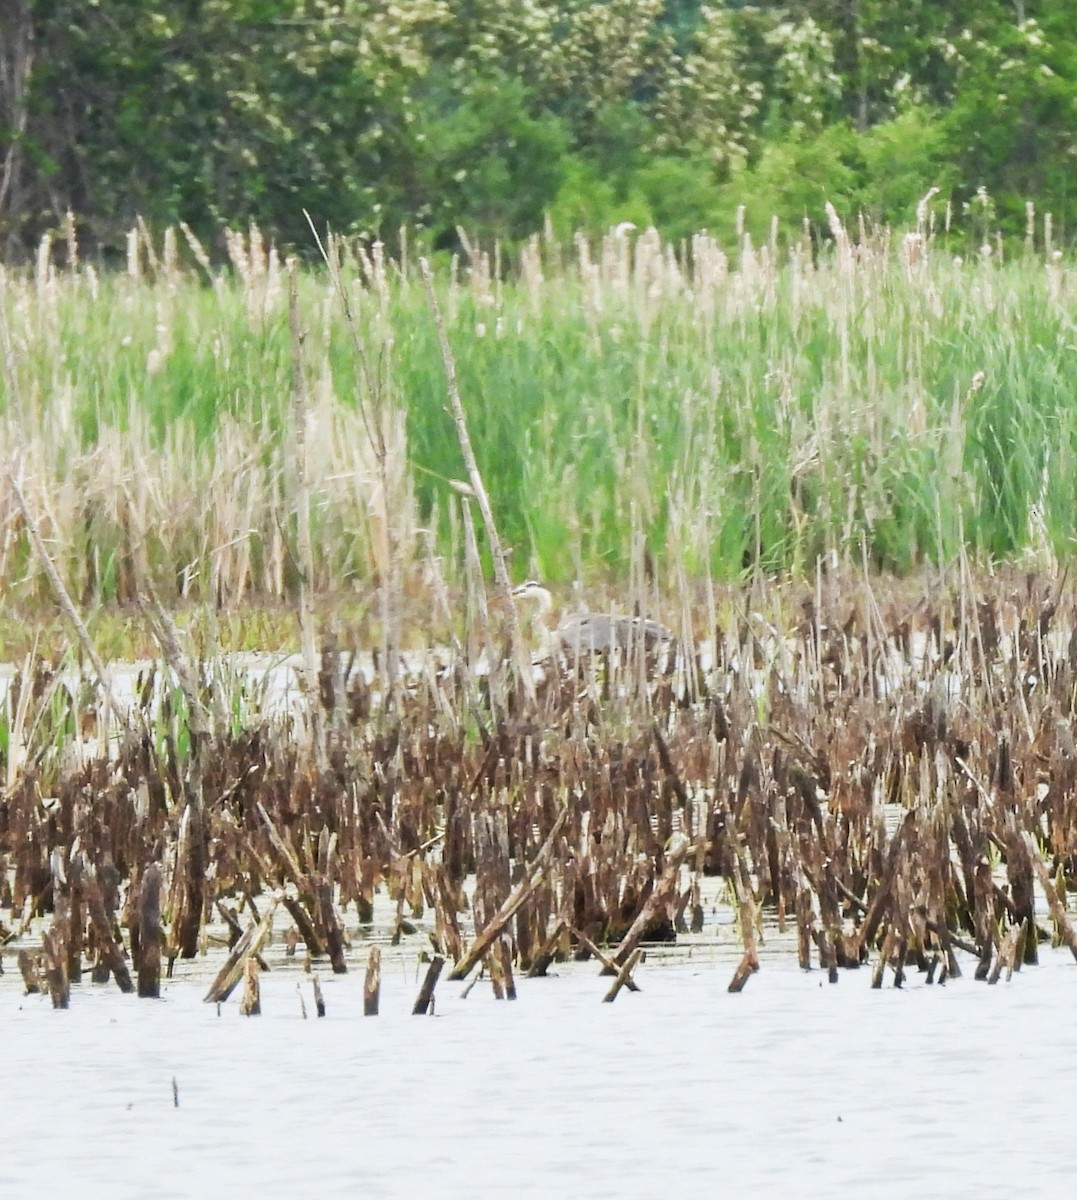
[511,580,554,617]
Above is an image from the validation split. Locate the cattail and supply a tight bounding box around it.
[902,231,923,275]
[180,221,215,282]
[163,226,178,279]
[36,231,53,293]
[248,221,266,282]
[915,187,939,237]
[126,226,140,280]
[137,216,159,274]
[64,211,78,274]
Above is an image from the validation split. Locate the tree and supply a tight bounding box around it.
[0,0,35,252]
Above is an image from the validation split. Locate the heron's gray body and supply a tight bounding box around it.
[512,582,673,659]
[557,611,673,654]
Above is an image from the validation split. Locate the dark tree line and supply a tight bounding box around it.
[1,1,1074,260]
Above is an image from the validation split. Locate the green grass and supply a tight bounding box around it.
[0,221,1074,641]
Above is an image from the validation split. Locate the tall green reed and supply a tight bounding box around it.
[0,214,1073,641]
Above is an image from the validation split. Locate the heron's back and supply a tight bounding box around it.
[557,612,673,654]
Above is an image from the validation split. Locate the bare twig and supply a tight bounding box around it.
[287,258,325,763]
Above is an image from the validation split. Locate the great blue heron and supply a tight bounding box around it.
[511,581,674,660]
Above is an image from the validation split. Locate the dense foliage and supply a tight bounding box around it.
[1,1,1075,257]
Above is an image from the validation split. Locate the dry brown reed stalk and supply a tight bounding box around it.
[305,215,403,702]
[75,855,134,992]
[460,494,504,718]
[449,804,569,981]
[204,890,281,1003]
[136,863,163,999]
[4,566,1077,1006]
[419,256,535,706]
[287,259,325,764]
[241,795,348,974]
[137,576,215,972]
[570,924,642,991]
[607,832,689,971]
[239,955,261,1015]
[412,954,444,1015]
[363,945,381,1015]
[138,577,215,736]
[8,467,128,726]
[603,947,643,1003]
[17,949,43,995]
[1021,832,1077,962]
[41,917,70,1008]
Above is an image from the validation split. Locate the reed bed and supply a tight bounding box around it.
[1,213,1076,1009]
[3,564,1077,1007]
[0,215,1073,641]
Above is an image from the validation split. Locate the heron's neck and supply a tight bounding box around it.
[519,585,554,658]
[530,585,553,621]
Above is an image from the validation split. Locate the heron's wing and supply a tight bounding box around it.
[558,613,610,653]
[558,613,673,654]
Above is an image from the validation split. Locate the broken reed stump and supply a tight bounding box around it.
[973,857,997,981]
[605,833,689,973]
[794,871,814,971]
[77,859,134,994]
[42,898,70,1008]
[313,975,326,1017]
[433,867,465,963]
[1001,827,1038,965]
[460,966,486,1000]
[137,864,163,999]
[165,799,206,969]
[489,937,516,1000]
[850,811,913,961]
[282,894,325,960]
[17,949,43,995]
[239,956,261,1016]
[314,876,348,975]
[922,911,963,979]
[412,955,445,1015]
[363,946,381,1016]
[1021,833,1077,963]
[569,925,641,993]
[988,920,1025,985]
[448,805,568,982]
[726,849,760,993]
[42,931,69,1008]
[256,801,346,971]
[216,901,245,949]
[727,949,759,994]
[603,947,643,1003]
[204,891,281,1004]
[526,918,567,979]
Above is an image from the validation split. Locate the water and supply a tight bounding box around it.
[3,949,1075,1198]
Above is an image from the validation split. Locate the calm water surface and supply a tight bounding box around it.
[3,949,1075,1199]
